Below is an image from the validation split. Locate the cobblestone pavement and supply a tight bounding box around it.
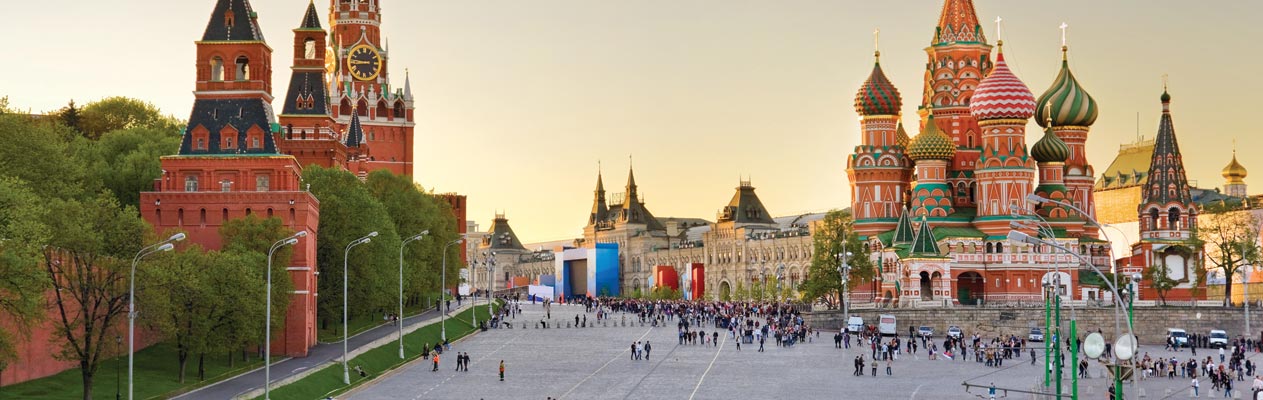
[346,303,1262,400]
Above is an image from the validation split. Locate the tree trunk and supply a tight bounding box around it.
[178,348,188,384]
[228,350,234,368]
[1225,273,1234,307]
[80,362,94,400]
[197,353,205,381]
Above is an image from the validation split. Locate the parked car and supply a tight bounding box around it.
[846,316,863,333]
[1209,330,1228,348]
[947,326,963,339]
[1167,328,1189,347]
[918,326,934,338]
[1029,327,1044,342]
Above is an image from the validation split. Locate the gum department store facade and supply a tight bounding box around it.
[480,0,1206,306]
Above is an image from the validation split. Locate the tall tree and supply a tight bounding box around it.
[365,170,461,304]
[799,209,873,309]
[77,97,180,140]
[302,166,401,329]
[80,127,182,208]
[0,177,51,373]
[1196,203,1262,307]
[43,193,150,399]
[0,113,91,200]
[58,99,82,134]
[219,214,296,330]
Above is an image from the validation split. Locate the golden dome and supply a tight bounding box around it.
[1223,152,1247,183]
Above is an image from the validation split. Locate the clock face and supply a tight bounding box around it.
[347,44,381,81]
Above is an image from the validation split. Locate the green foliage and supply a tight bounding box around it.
[79,127,181,208]
[77,97,181,140]
[365,170,461,301]
[1197,206,1261,306]
[57,99,82,134]
[647,287,681,300]
[218,215,297,327]
[0,177,50,370]
[0,113,91,200]
[43,193,151,399]
[1145,263,1178,305]
[141,246,270,382]
[799,209,872,308]
[302,166,402,328]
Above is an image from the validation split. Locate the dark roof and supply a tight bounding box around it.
[891,208,915,244]
[281,71,330,116]
[179,98,278,155]
[589,172,608,225]
[345,113,364,148]
[716,181,776,225]
[1140,91,1193,207]
[299,1,322,29]
[202,0,264,42]
[909,217,943,257]
[486,215,528,251]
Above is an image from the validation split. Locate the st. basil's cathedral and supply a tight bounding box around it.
[845,0,1202,306]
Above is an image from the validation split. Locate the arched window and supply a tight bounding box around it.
[210,57,224,81]
[200,209,207,226]
[256,175,270,191]
[304,38,317,59]
[235,56,250,81]
[1149,208,1160,228]
[394,102,405,118]
[985,242,994,253]
[184,175,199,192]
[1169,207,1181,228]
[995,243,1004,253]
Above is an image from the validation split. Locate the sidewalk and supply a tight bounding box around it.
[174,301,481,400]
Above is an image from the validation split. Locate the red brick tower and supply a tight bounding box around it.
[968,45,1037,236]
[849,51,913,236]
[921,0,992,210]
[277,1,356,171]
[139,0,320,357]
[327,0,416,176]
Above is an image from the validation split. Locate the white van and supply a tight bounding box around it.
[1209,330,1229,348]
[846,316,863,333]
[1167,328,1189,347]
[878,314,897,336]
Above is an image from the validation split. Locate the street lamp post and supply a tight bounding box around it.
[836,252,853,331]
[128,233,183,400]
[776,264,785,321]
[264,231,306,400]
[342,231,377,385]
[397,231,428,360]
[483,252,496,325]
[1010,230,1134,400]
[441,238,464,341]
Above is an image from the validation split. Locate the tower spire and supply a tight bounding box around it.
[933,0,986,46]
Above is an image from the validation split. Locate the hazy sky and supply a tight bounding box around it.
[3,1,1259,243]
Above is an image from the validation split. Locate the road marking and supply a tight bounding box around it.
[687,333,726,400]
[622,340,685,400]
[910,383,924,399]
[558,327,654,400]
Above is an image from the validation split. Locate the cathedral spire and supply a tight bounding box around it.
[589,165,608,226]
[1142,87,1192,206]
[932,0,986,46]
[202,0,265,42]
[909,217,941,257]
[299,0,321,30]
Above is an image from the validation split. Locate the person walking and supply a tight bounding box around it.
[432,352,440,372]
[645,341,652,360]
[630,342,636,360]
[886,358,893,376]
[1192,377,1200,397]
[499,360,505,381]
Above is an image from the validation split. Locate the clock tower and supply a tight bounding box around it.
[327,0,416,176]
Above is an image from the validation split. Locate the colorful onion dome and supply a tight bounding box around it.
[969,47,1037,121]
[1223,151,1247,183]
[854,52,903,116]
[896,121,911,147]
[1031,124,1071,163]
[907,116,956,161]
[1035,47,1098,128]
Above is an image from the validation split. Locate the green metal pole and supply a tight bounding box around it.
[1044,288,1051,388]
[1070,319,1078,400]
[1055,294,1063,399]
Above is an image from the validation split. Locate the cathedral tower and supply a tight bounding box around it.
[1137,89,1196,241]
[969,45,1037,236]
[849,51,914,236]
[278,1,352,170]
[922,0,992,210]
[1035,44,1099,235]
[1222,147,1248,198]
[906,115,957,218]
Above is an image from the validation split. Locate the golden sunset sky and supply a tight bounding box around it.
[2,0,1259,243]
